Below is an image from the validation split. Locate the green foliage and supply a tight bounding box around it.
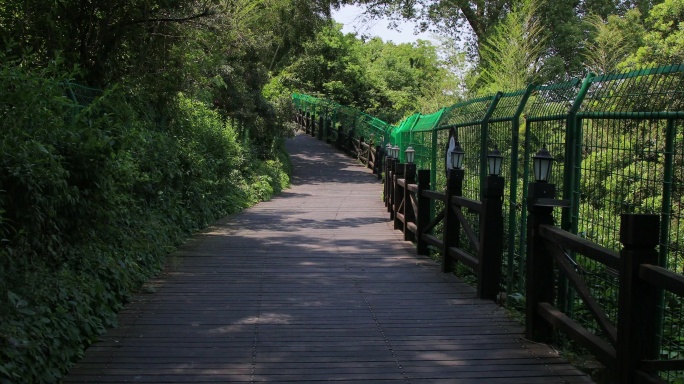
[477,0,547,94]
[274,23,455,124]
[0,56,290,382]
[624,0,684,67]
[584,11,644,74]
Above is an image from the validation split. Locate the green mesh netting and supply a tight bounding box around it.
[291,63,684,381]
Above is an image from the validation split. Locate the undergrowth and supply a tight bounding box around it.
[0,57,291,383]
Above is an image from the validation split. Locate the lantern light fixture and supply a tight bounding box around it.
[392,145,400,159]
[532,147,554,182]
[450,142,465,170]
[487,146,504,176]
[405,146,415,164]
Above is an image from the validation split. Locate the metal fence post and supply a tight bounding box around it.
[525,181,557,342]
[442,168,464,273]
[478,175,504,301]
[616,214,660,384]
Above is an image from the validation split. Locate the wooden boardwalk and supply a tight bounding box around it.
[65,132,593,383]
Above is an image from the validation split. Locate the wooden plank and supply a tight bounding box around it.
[64,132,592,384]
[449,247,479,270]
[539,224,620,270]
[547,242,617,345]
[451,195,482,213]
[422,189,446,202]
[641,359,684,372]
[423,208,445,233]
[454,206,480,253]
[640,264,684,297]
[537,302,616,367]
[422,233,444,251]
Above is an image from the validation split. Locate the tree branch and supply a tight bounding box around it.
[122,9,216,27]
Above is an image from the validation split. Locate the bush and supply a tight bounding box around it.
[0,56,290,382]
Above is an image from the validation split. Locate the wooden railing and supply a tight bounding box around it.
[526,183,684,383]
[384,158,505,301]
[295,112,382,179]
[293,111,684,383]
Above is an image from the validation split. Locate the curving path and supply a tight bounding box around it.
[65,132,593,383]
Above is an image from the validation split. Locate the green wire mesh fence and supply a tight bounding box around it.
[292,63,684,379]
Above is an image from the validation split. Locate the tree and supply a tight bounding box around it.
[476,0,546,94]
[584,11,645,74]
[623,0,684,67]
[351,0,513,59]
[273,23,454,123]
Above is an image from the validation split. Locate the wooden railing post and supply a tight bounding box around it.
[310,114,316,137]
[317,116,324,140]
[403,163,417,242]
[387,158,396,217]
[357,137,364,160]
[616,214,660,384]
[477,175,505,301]
[347,128,355,154]
[383,154,390,206]
[416,170,431,256]
[336,125,343,149]
[393,162,405,230]
[375,146,383,179]
[442,168,464,273]
[367,145,373,170]
[525,181,557,342]
[325,118,332,143]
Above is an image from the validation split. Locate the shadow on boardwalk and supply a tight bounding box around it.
[65,132,593,383]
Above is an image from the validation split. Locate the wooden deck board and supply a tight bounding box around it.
[65,132,592,383]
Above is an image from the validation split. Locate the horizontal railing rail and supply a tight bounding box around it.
[525,182,684,383]
[292,82,684,381]
[382,161,504,301]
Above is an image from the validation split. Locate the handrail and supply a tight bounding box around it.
[291,106,684,383]
[640,264,684,297]
[381,163,504,301]
[538,224,621,270]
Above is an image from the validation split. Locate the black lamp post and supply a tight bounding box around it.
[443,143,465,273]
[450,141,465,170]
[405,146,415,164]
[525,147,565,343]
[480,148,505,302]
[527,147,557,205]
[392,145,400,161]
[532,147,554,182]
[487,146,504,176]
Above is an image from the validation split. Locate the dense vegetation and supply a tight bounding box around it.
[0,0,460,381]
[291,0,684,380]
[1,0,682,381]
